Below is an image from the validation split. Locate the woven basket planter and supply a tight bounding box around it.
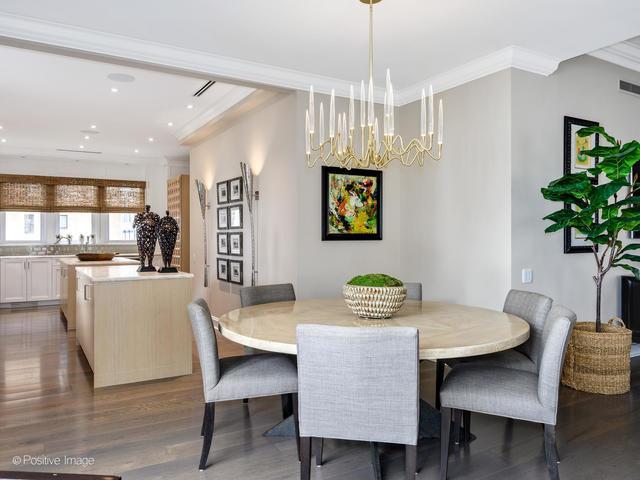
[561,318,632,395]
[343,284,407,319]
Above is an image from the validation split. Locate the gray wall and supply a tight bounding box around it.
[511,55,640,322]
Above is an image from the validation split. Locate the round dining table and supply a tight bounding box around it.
[218,298,530,360]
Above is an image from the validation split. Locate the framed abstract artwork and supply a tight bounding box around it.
[321,166,382,241]
[217,180,229,204]
[217,207,229,230]
[229,259,243,285]
[217,258,229,282]
[229,232,243,256]
[563,116,600,254]
[217,233,228,255]
[229,176,243,202]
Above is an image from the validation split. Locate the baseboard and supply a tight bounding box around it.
[0,300,60,309]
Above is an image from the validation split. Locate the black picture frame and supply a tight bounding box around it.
[229,232,243,256]
[229,204,243,229]
[217,207,229,230]
[228,259,243,285]
[217,232,228,255]
[321,166,383,241]
[632,162,640,240]
[216,258,229,282]
[563,116,600,254]
[216,180,229,205]
[229,176,243,203]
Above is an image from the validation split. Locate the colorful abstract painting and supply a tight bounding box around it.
[322,167,382,241]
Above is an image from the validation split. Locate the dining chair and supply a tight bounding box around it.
[439,306,576,480]
[404,282,423,301]
[188,299,300,471]
[435,289,553,409]
[296,324,420,480]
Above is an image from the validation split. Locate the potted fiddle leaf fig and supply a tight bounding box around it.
[541,126,638,394]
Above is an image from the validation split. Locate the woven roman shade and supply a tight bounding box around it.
[0,174,146,213]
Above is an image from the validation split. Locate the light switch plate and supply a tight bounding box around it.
[521,268,533,284]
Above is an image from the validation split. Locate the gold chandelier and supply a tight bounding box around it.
[305,0,443,169]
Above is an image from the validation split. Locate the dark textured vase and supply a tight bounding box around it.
[133,205,160,272]
[158,210,180,273]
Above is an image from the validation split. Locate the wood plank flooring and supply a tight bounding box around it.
[0,306,639,479]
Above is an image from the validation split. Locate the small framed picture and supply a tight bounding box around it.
[217,258,229,282]
[217,233,228,255]
[217,207,229,230]
[564,116,599,176]
[229,232,243,256]
[229,204,243,229]
[229,259,243,285]
[229,177,243,202]
[217,181,229,204]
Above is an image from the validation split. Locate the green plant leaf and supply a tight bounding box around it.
[541,173,592,202]
[618,243,640,256]
[618,254,640,263]
[577,126,617,146]
[588,178,628,207]
[581,145,620,157]
[613,263,640,280]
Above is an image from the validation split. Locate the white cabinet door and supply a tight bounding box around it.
[0,258,28,303]
[52,261,61,299]
[27,258,52,301]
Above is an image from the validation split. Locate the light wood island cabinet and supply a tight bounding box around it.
[75,265,193,388]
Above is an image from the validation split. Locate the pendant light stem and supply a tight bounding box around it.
[369,0,373,81]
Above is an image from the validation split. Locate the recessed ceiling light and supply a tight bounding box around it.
[90,125,97,129]
[107,73,136,83]
[148,137,154,143]
[186,104,194,109]
[134,149,139,154]
[84,135,90,140]
[0,139,6,143]
[110,87,119,93]
[79,145,85,149]
[167,122,173,127]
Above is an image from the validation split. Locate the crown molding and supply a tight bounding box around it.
[589,41,640,73]
[395,46,560,106]
[0,13,559,107]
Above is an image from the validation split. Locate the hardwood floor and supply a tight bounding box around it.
[1,306,639,479]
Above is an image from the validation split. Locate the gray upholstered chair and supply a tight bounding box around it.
[404,282,423,301]
[435,289,553,409]
[188,299,300,471]
[439,306,576,480]
[296,324,420,480]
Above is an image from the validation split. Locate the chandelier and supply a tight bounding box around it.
[305,0,443,169]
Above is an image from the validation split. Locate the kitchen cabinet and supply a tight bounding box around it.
[52,261,61,299]
[0,257,28,302]
[26,257,52,301]
[0,256,60,303]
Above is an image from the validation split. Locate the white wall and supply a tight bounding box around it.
[511,55,640,322]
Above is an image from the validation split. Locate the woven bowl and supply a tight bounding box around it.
[343,284,407,319]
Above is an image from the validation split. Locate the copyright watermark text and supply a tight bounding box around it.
[12,455,95,467]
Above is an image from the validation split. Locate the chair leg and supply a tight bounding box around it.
[463,410,471,444]
[281,393,293,419]
[200,403,208,437]
[405,444,417,480]
[371,442,382,480]
[300,437,312,480]
[314,437,324,467]
[453,409,462,445]
[436,359,444,410]
[440,407,451,480]
[242,398,248,404]
[199,403,215,471]
[292,393,301,461]
[544,424,560,480]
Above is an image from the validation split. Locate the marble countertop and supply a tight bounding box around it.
[58,256,138,266]
[76,265,194,283]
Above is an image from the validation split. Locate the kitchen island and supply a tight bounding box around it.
[75,265,193,388]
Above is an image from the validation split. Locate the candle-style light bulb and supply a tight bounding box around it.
[319,102,325,144]
[420,88,426,137]
[308,86,315,134]
[389,82,395,136]
[360,80,366,128]
[305,109,311,155]
[368,77,374,127]
[374,117,380,152]
[428,84,434,135]
[383,92,389,136]
[349,85,355,131]
[329,89,335,139]
[437,99,444,145]
[336,113,342,153]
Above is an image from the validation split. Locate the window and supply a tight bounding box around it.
[108,213,136,241]
[5,212,42,242]
[58,212,93,243]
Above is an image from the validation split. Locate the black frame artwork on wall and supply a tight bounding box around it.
[229,176,243,202]
[229,232,243,256]
[217,258,229,282]
[217,233,228,255]
[229,204,243,229]
[217,207,229,230]
[321,166,383,241]
[563,116,600,254]
[228,259,243,285]
[216,180,229,205]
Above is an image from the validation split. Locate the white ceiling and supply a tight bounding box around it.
[0,0,639,92]
[0,45,253,162]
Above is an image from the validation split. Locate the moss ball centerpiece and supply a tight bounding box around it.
[343,274,407,319]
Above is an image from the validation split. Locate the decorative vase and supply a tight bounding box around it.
[157,210,179,273]
[561,318,631,395]
[343,284,407,319]
[133,205,160,272]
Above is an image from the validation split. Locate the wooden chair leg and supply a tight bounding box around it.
[281,393,293,419]
[292,393,301,461]
[440,407,451,480]
[314,437,324,467]
[544,424,560,480]
[199,403,215,471]
[405,444,417,480]
[463,410,471,444]
[436,359,444,410]
[300,437,312,480]
[453,409,462,445]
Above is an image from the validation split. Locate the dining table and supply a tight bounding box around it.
[217,298,530,478]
